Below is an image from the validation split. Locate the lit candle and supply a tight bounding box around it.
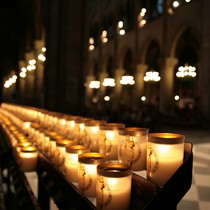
[96,162,132,210]
[99,123,125,160]
[147,133,185,187]
[55,139,76,173]
[78,153,107,197]
[65,116,81,139]
[65,145,90,182]
[74,117,92,144]
[118,127,148,171]
[19,146,38,172]
[84,120,106,152]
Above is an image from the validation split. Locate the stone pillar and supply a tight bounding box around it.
[133,63,148,110]
[34,39,45,107]
[160,57,178,113]
[85,75,95,108]
[99,71,108,99]
[25,51,36,105]
[112,68,125,110]
[18,60,27,104]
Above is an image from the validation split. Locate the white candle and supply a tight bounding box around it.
[65,116,80,139]
[147,133,185,187]
[99,123,125,160]
[84,120,106,152]
[19,146,38,172]
[78,153,107,197]
[96,162,132,210]
[55,139,76,173]
[118,127,148,171]
[75,118,92,144]
[65,145,89,182]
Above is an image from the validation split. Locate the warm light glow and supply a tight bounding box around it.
[176,64,196,78]
[42,47,46,52]
[79,123,85,130]
[38,54,46,61]
[24,122,31,128]
[29,59,36,65]
[118,21,123,28]
[101,30,108,43]
[102,78,116,87]
[89,37,95,51]
[138,8,147,28]
[89,80,100,89]
[157,145,169,153]
[174,95,179,101]
[120,75,135,85]
[141,96,146,101]
[108,178,117,186]
[20,72,26,78]
[106,131,115,139]
[173,1,180,8]
[119,29,125,35]
[185,0,191,2]
[89,45,95,51]
[144,70,161,82]
[104,96,110,101]
[21,67,27,72]
[91,126,99,133]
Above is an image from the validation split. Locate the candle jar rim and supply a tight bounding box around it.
[119,127,148,135]
[99,123,125,130]
[84,120,106,126]
[18,142,32,147]
[66,145,90,154]
[21,146,37,153]
[148,133,185,144]
[97,162,132,177]
[78,152,107,164]
[75,117,93,124]
[56,139,76,147]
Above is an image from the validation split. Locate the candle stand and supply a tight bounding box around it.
[0,125,193,210]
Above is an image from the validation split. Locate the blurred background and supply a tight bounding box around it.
[0,0,210,131]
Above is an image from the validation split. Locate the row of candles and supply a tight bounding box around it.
[0,103,185,210]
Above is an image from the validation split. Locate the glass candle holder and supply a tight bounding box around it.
[118,127,148,171]
[78,152,107,197]
[19,146,38,172]
[99,123,125,160]
[54,139,76,172]
[96,162,132,210]
[65,145,90,183]
[84,120,106,152]
[147,133,185,187]
[75,117,93,144]
[65,116,81,139]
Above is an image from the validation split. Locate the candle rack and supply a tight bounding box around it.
[0,124,193,210]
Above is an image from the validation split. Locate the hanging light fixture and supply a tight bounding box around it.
[89,80,100,89]
[176,63,196,78]
[144,70,161,82]
[102,78,116,87]
[120,75,135,85]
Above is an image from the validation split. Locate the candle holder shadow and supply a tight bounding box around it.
[130,141,193,210]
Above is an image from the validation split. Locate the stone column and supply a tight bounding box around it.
[85,75,95,108]
[133,63,148,110]
[159,57,178,113]
[34,39,45,107]
[112,68,125,110]
[25,51,36,105]
[99,71,108,99]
